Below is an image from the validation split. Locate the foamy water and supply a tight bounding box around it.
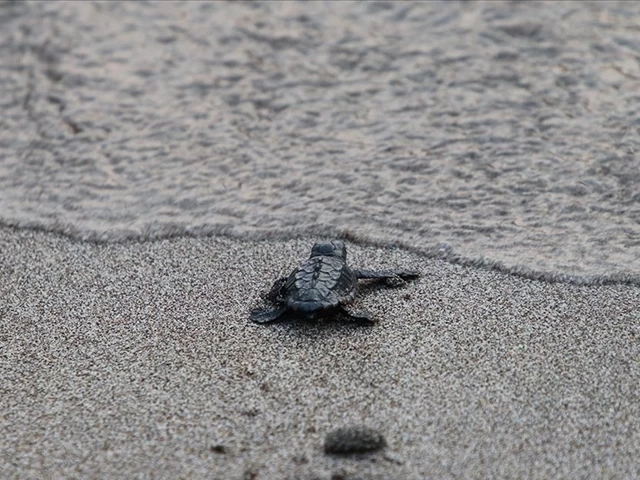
[1,1,638,283]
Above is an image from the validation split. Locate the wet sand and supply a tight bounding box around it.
[2,229,638,479]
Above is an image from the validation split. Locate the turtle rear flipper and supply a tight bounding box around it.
[340,306,377,326]
[250,307,288,324]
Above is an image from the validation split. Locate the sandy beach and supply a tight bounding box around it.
[1,1,639,478]
[1,229,638,479]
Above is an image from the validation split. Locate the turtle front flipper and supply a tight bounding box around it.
[263,277,288,303]
[353,268,420,280]
[353,268,420,287]
[250,307,288,324]
[340,306,377,326]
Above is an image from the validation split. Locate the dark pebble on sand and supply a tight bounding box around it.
[324,426,387,455]
[210,444,227,454]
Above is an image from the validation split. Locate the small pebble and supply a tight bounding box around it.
[210,444,227,454]
[324,426,387,454]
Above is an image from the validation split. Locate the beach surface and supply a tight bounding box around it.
[1,1,639,478]
[1,229,639,479]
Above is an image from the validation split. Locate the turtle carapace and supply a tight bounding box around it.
[250,240,419,325]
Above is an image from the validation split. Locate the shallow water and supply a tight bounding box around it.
[1,1,639,282]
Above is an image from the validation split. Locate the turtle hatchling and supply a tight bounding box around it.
[250,240,419,325]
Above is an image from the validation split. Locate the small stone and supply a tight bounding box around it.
[324,426,387,455]
[210,444,227,454]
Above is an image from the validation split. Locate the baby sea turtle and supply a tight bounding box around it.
[250,240,419,325]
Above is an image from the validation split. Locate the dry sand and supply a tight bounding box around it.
[2,228,638,479]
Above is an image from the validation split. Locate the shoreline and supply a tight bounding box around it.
[1,223,638,287]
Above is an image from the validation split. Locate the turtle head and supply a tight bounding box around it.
[310,240,347,260]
